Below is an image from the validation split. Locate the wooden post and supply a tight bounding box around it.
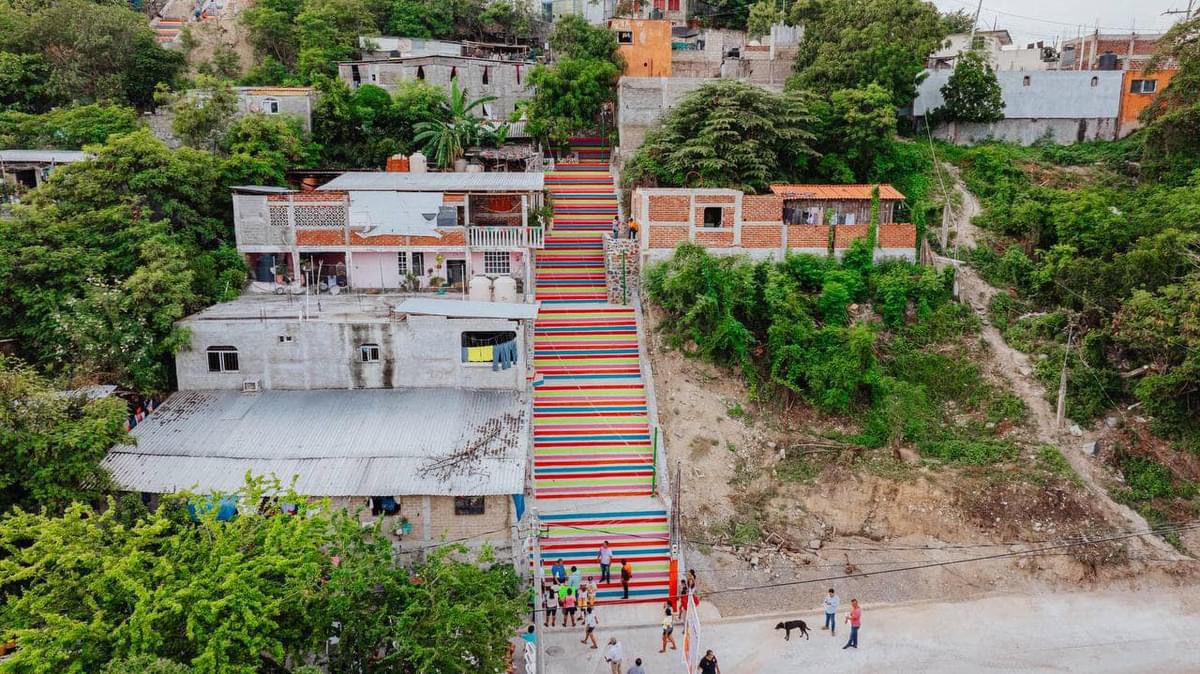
[1056,327,1074,428]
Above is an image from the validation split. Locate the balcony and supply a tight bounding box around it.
[467,226,545,249]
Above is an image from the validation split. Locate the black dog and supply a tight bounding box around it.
[775,620,810,641]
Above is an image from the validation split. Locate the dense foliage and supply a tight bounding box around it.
[0,481,524,673]
[624,80,817,192]
[788,0,947,107]
[1141,14,1200,183]
[242,0,537,83]
[933,50,1005,123]
[0,359,129,514]
[313,78,451,167]
[0,0,184,111]
[0,130,262,392]
[521,18,622,147]
[647,244,1025,462]
[0,104,140,149]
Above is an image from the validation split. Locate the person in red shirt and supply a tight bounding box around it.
[842,598,862,649]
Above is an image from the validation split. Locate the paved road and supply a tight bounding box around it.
[540,587,1200,673]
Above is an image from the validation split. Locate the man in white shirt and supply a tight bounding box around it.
[604,637,625,674]
[822,588,840,636]
[598,541,613,584]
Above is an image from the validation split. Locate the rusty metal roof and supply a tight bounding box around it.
[769,184,906,200]
[102,388,527,496]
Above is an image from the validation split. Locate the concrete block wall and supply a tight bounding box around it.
[332,494,514,552]
[176,314,529,391]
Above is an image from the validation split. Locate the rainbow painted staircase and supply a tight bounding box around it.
[534,153,670,605]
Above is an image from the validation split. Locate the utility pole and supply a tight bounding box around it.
[966,0,984,58]
[1056,326,1074,428]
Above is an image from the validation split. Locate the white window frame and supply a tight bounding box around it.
[359,343,381,363]
[262,97,280,114]
[397,252,409,276]
[484,251,511,275]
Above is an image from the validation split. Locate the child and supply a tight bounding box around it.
[544,583,558,627]
[580,608,599,649]
[659,605,678,652]
[562,586,577,627]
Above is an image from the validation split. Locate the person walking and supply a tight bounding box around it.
[604,637,625,674]
[562,586,577,627]
[580,607,600,649]
[544,583,558,627]
[628,219,639,241]
[611,217,620,240]
[678,580,690,620]
[627,658,646,674]
[568,565,582,590]
[551,558,567,585]
[659,606,677,652]
[697,649,720,674]
[620,559,633,600]
[598,541,613,584]
[822,588,840,636]
[842,598,861,650]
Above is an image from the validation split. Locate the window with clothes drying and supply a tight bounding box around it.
[461,330,518,369]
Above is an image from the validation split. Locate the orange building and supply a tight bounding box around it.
[609,18,672,77]
[1118,69,1177,138]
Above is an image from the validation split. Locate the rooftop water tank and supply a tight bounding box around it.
[410,151,427,173]
[493,275,517,303]
[1097,51,1119,71]
[469,275,493,302]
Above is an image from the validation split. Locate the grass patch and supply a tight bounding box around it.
[1033,445,1081,485]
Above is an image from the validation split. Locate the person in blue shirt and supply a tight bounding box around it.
[521,625,536,646]
[551,558,568,584]
[568,565,582,590]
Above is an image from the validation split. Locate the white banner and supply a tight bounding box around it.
[682,592,702,674]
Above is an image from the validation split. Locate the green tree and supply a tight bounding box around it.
[746,0,784,40]
[549,15,622,65]
[0,104,140,149]
[624,80,817,192]
[0,480,525,673]
[522,57,621,146]
[1141,13,1200,182]
[0,129,243,391]
[788,0,947,106]
[934,50,1005,123]
[0,51,50,112]
[812,83,898,181]
[0,358,128,514]
[414,77,495,167]
[222,113,319,184]
[294,0,374,80]
[241,0,303,69]
[170,76,240,151]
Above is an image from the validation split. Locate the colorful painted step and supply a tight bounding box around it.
[538,509,670,603]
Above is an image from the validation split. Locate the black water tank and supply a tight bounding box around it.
[1098,51,1119,70]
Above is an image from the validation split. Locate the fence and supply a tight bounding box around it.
[467,226,545,249]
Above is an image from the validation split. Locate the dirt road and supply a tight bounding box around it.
[541,586,1200,673]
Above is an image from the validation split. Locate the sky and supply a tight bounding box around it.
[928,0,1188,46]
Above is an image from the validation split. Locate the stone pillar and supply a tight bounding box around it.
[604,236,641,305]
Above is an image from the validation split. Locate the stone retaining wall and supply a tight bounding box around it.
[604,235,640,305]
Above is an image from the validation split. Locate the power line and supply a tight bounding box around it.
[937,0,1172,33]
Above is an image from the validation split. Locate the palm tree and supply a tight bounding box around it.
[414,78,498,169]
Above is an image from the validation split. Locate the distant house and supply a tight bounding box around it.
[338,54,532,123]
[610,18,672,77]
[913,70,1125,145]
[0,150,89,201]
[1118,68,1177,138]
[1059,32,1165,72]
[629,184,916,262]
[927,30,1055,72]
[147,87,316,149]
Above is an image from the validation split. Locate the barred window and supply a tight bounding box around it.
[484,251,510,275]
[454,496,485,515]
[397,253,408,276]
[207,346,239,372]
[269,205,289,227]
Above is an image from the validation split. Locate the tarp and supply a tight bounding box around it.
[348,191,443,237]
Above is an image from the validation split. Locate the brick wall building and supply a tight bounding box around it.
[631,185,917,262]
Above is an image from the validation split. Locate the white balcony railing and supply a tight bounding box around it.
[466,226,545,249]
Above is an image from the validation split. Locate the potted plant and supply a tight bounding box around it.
[430,276,446,294]
[393,516,413,537]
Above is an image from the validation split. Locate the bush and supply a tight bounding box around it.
[919,438,1020,465]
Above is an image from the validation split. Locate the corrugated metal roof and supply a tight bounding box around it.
[102,389,527,496]
[769,184,906,200]
[0,150,90,163]
[318,172,545,192]
[396,298,538,320]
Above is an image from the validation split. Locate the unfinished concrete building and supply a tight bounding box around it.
[338,54,532,122]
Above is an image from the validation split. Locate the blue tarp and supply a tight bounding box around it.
[187,495,239,522]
